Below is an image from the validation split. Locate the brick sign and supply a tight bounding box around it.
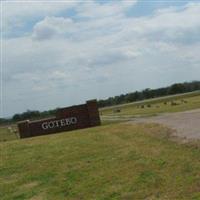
[18,100,101,138]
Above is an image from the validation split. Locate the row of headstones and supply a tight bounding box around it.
[138,99,188,109]
[112,99,188,112]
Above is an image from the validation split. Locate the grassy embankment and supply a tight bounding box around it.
[1,123,200,200]
[100,91,200,119]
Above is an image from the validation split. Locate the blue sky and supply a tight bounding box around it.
[1,0,200,117]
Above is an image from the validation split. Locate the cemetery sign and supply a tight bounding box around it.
[18,100,101,138]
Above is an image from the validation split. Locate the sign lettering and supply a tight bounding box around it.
[41,117,77,130]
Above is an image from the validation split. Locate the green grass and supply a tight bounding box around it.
[0,121,121,143]
[1,92,200,199]
[0,125,19,142]
[100,91,200,118]
[1,123,200,200]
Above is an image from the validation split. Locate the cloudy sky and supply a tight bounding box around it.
[1,0,200,117]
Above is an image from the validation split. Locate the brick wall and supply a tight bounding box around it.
[17,99,101,138]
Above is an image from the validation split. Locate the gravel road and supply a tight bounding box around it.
[130,109,200,141]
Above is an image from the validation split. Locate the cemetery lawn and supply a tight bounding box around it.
[1,123,200,200]
[100,91,200,118]
[0,125,19,142]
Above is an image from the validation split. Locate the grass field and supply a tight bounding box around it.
[100,91,200,118]
[1,92,200,199]
[1,123,200,200]
[0,125,19,142]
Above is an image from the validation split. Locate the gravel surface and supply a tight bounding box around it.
[130,109,200,141]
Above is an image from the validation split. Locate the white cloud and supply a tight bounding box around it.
[76,0,137,18]
[1,1,78,35]
[32,16,75,40]
[115,2,200,44]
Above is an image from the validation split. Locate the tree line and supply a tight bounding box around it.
[97,81,200,107]
[0,109,58,125]
[0,81,200,124]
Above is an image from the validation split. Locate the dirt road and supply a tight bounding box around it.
[130,109,200,141]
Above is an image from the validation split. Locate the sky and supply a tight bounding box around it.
[1,0,200,117]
